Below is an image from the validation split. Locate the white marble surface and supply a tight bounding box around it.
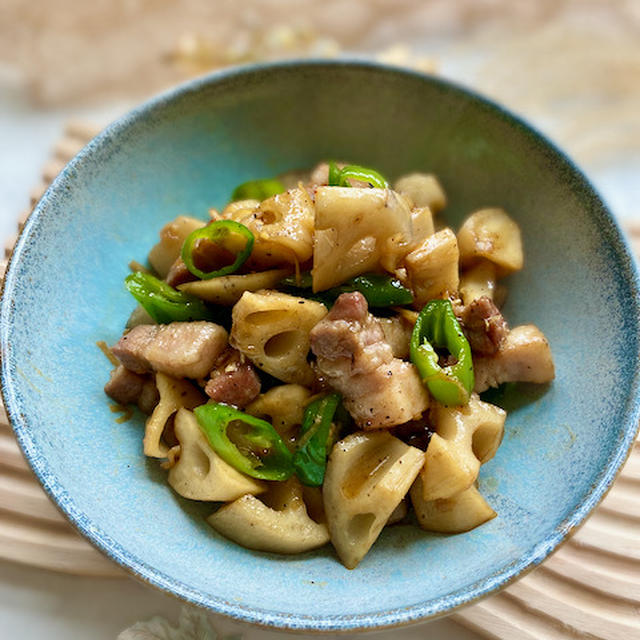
[0,557,483,639]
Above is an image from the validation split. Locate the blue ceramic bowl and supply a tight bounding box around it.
[2,60,639,632]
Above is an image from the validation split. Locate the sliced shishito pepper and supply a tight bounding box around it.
[328,161,342,186]
[124,272,211,324]
[181,220,254,280]
[328,162,389,189]
[231,178,285,202]
[280,272,413,307]
[194,403,293,481]
[410,299,474,406]
[336,274,413,306]
[293,393,341,487]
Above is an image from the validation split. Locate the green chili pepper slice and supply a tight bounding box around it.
[327,162,389,189]
[410,299,474,406]
[124,271,212,324]
[279,272,413,307]
[333,274,413,306]
[293,393,341,487]
[231,178,285,202]
[328,161,342,186]
[181,220,254,280]
[194,403,293,481]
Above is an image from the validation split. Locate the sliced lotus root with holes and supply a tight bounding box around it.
[230,289,327,385]
[227,187,316,268]
[245,384,311,444]
[323,430,424,569]
[143,373,204,458]
[420,394,505,502]
[411,480,496,533]
[167,408,265,501]
[207,477,329,554]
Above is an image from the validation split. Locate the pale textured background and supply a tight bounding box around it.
[0,1,638,637]
[2,0,638,237]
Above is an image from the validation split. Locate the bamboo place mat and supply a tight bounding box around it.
[1,123,639,638]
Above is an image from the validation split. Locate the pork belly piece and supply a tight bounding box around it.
[165,257,196,288]
[112,321,228,380]
[204,348,261,408]
[473,324,555,392]
[104,365,159,414]
[310,292,429,428]
[104,364,144,404]
[461,296,509,356]
[137,379,161,414]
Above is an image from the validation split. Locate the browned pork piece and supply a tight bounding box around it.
[204,348,261,408]
[461,296,509,356]
[473,324,555,392]
[310,292,429,428]
[165,257,196,288]
[104,365,159,414]
[112,321,228,380]
[104,364,145,404]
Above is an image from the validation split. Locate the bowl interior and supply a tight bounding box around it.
[2,61,639,631]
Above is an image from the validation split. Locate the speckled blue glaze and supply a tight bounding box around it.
[2,60,640,632]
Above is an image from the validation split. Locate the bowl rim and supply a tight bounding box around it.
[2,57,640,633]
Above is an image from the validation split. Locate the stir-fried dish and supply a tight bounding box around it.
[104,162,555,569]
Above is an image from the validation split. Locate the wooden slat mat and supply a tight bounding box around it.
[1,124,639,636]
